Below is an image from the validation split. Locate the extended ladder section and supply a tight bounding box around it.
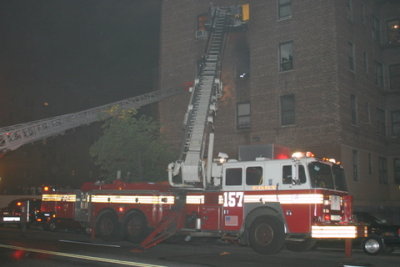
[0,88,181,153]
[168,6,248,188]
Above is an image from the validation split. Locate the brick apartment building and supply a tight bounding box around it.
[157,0,400,221]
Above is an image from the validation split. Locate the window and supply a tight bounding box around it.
[368,153,372,175]
[394,158,400,184]
[374,61,384,88]
[391,110,400,136]
[280,94,295,125]
[376,108,386,136]
[279,41,293,71]
[237,102,251,129]
[372,16,381,42]
[351,94,357,125]
[362,51,368,73]
[246,167,263,185]
[389,64,400,91]
[352,150,358,181]
[378,157,388,184]
[346,0,353,22]
[225,168,242,186]
[348,42,355,71]
[386,19,400,46]
[278,0,292,20]
[365,102,371,124]
[361,3,367,25]
[196,14,208,40]
[282,165,306,184]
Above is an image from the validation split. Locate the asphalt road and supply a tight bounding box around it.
[0,225,399,267]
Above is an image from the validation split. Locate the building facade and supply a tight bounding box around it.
[157,0,400,222]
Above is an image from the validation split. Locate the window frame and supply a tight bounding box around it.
[280,94,295,126]
[278,0,292,20]
[378,157,388,184]
[372,15,381,43]
[279,41,293,72]
[376,108,386,136]
[236,102,251,129]
[391,110,400,136]
[386,19,400,46]
[351,94,358,125]
[374,61,384,88]
[352,150,359,181]
[348,41,355,72]
[394,158,400,185]
[389,64,400,91]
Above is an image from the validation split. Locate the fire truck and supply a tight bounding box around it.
[39,4,366,254]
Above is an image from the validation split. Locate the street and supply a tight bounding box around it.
[0,226,399,267]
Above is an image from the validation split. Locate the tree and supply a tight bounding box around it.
[90,107,175,182]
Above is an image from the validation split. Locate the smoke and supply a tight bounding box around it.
[220,70,235,105]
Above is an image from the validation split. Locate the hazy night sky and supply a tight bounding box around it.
[0,0,161,191]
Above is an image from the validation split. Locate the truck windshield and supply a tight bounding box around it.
[308,162,348,191]
[332,165,347,191]
[308,162,334,189]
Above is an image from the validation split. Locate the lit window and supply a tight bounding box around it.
[389,64,400,91]
[391,110,400,136]
[280,94,295,125]
[279,41,293,71]
[386,19,400,46]
[237,102,251,129]
[278,0,292,20]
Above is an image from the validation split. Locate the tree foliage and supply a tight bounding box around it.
[90,107,174,182]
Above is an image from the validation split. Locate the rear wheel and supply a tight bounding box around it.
[124,212,148,243]
[96,211,121,241]
[362,236,384,255]
[248,216,285,255]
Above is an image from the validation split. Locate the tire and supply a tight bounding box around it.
[362,236,384,255]
[96,211,121,241]
[248,216,285,255]
[286,238,317,252]
[124,212,148,243]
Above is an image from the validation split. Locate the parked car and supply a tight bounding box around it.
[0,198,42,227]
[354,211,400,255]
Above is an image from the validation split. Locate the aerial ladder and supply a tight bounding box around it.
[140,5,249,249]
[0,87,182,153]
[168,5,248,189]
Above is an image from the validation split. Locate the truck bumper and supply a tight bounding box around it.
[311,225,368,239]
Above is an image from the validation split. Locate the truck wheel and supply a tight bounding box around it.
[362,236,384,255]
[96,211,121,241]
[124,212,148,243]
[286,238,316,252]
[248,216,285,254]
